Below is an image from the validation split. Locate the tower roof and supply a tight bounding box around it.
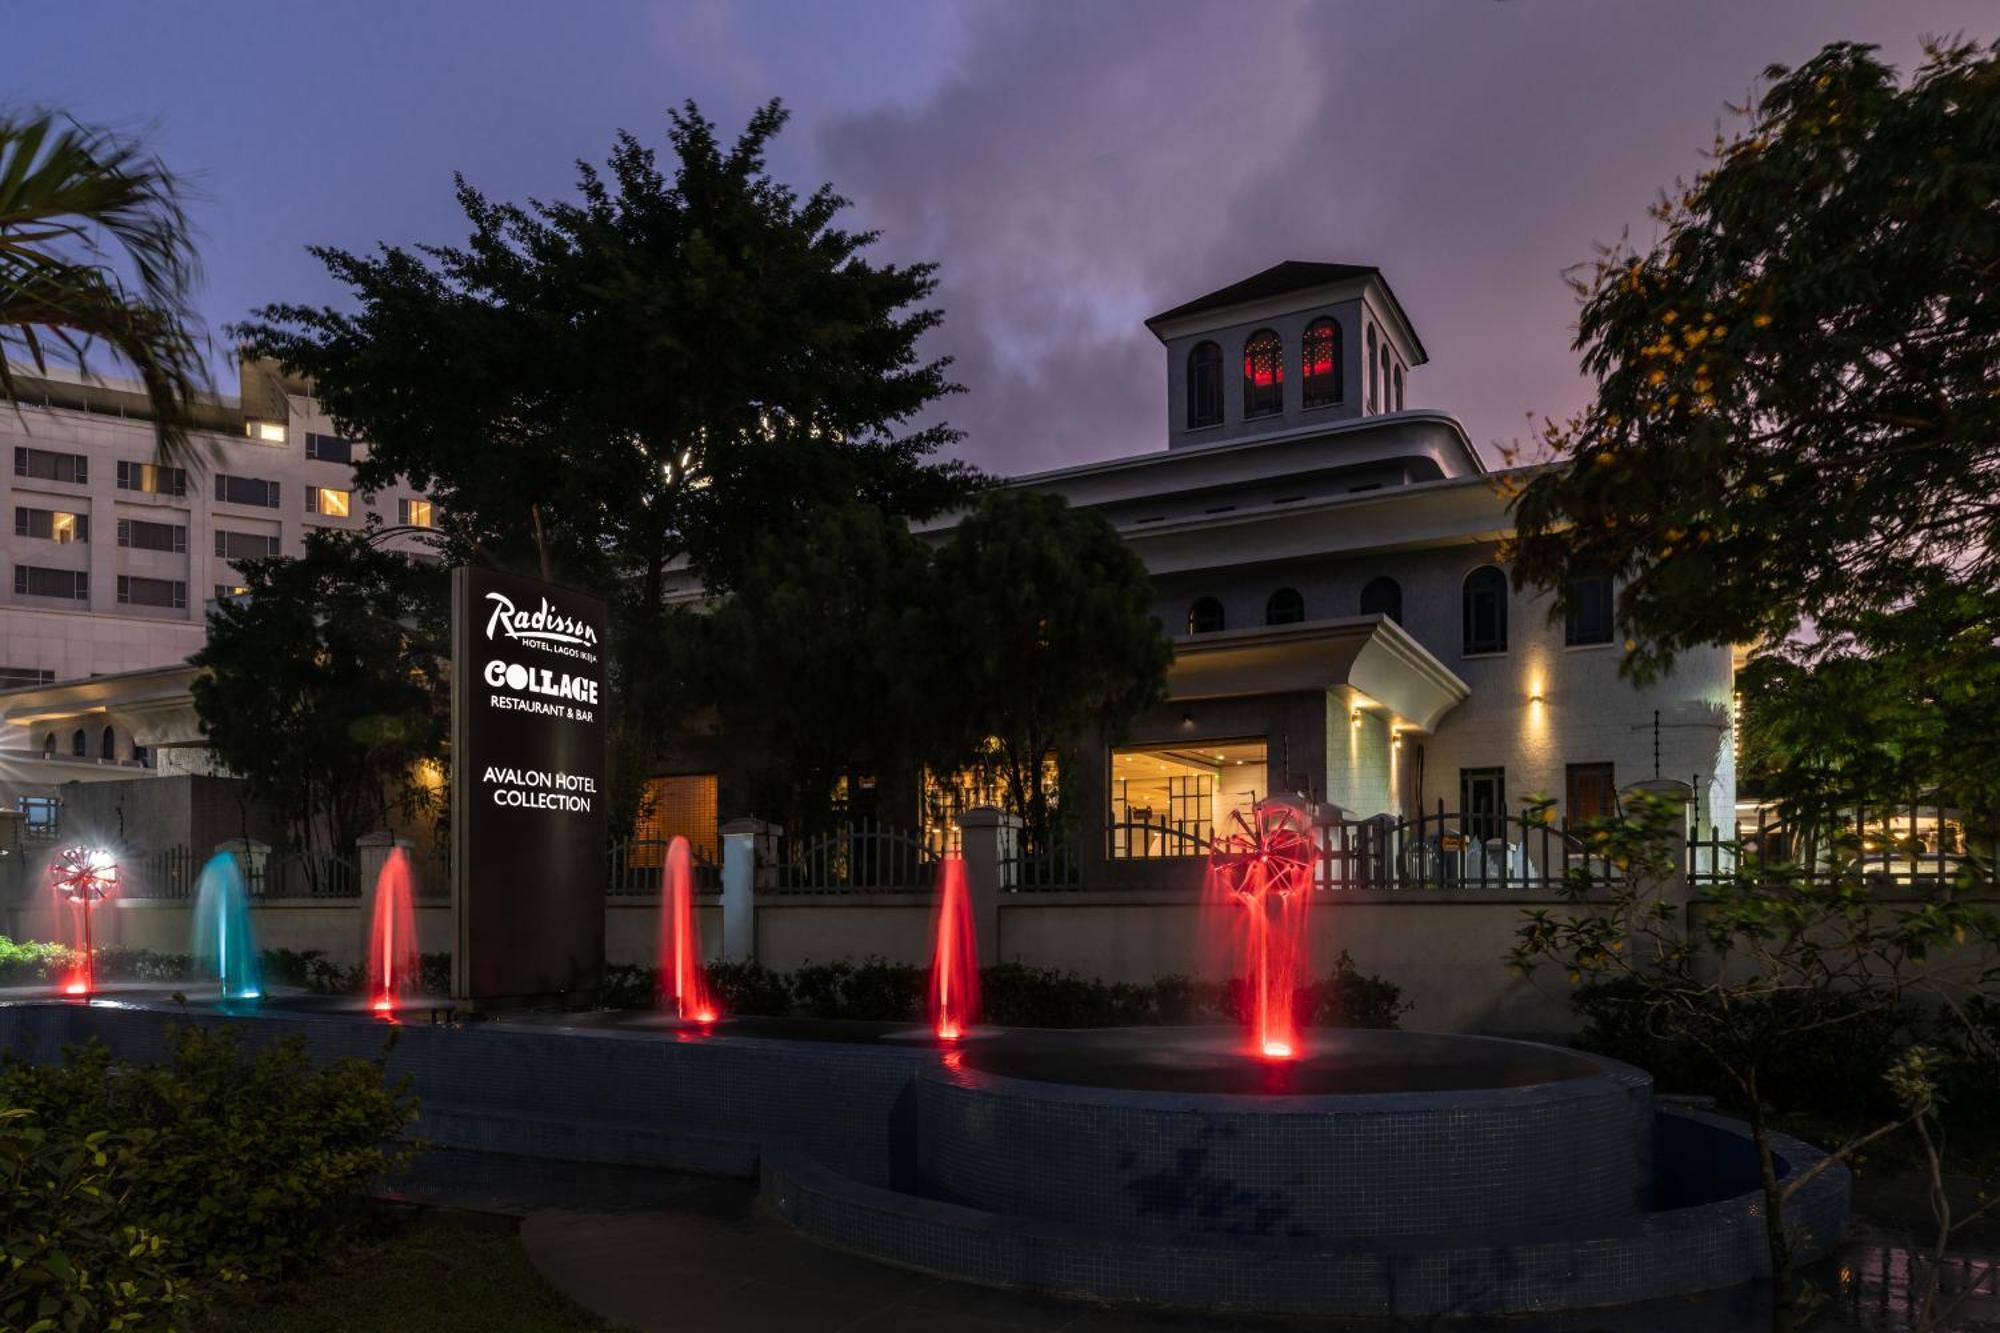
[1145,261,1426,362]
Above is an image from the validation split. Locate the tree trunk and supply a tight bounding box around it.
[1747,1074,1795,1333]
[529,503,552,583]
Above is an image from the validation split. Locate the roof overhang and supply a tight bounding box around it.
[1166,615,1470,733]
[0,664,207,729]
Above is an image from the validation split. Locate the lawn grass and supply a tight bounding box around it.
[199,1207,616,1332]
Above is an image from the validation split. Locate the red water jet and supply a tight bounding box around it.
[50,846,118,998]
[930,852,981,1042]
[1205,803,1315,1062]
[659,837,717,1023]
[367,847,420,1015]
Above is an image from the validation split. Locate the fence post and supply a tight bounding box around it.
[719,818,778,964]
[355,831,412,961]
[956,807,1018,967]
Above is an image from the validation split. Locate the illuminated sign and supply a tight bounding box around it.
[450,566,607,1006]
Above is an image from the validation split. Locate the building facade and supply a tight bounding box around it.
[0,360,435,796]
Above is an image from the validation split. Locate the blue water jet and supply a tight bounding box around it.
[192,852,262,1001]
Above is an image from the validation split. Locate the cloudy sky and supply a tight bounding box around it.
[9,2,1995,474]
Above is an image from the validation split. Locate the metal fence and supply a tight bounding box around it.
[607,837,722,897]
[248,850,360,899]
[1316,806,1612,892]
[108,846,360,900]
[121,846,200,900]
[1689,804,1997,890]
[774,818,938,894]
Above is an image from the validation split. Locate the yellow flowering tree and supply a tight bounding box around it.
[1509,40,2000,805]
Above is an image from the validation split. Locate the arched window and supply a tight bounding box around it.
[1359,576,1403,625]
[1188,597,1226,634]
[1242,329,1283,419]
[100,726,116,761]
[70,729,86,758]
[1186,340,1223,429]
[1393,364,1405,411]
[1265,588,1305,625]
[40,732,54,757]
[1365,325,1378,411]
[1462,566,1509,655]
[1301,319,1342,409]
[1378,345,1393,416]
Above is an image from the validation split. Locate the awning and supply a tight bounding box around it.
[1165,615,1469,733]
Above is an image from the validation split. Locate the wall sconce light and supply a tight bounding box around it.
[1391,730,1403,749]
[1180,712,1195,729]
[1349,707,1363,727]
[1528,690,1544,706]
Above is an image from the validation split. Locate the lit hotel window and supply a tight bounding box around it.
[400,497,435,528]
[308,486,352,518]
[247,420,287,444]
[1109,739,1266,857]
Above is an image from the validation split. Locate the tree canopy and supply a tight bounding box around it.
[0,111,205,458]
[1509,39,2000,708]
[236,100,977,604]
[929,489,1171,846]
[191,532,449,856]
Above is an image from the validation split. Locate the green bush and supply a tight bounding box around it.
[0,1108,191,1331]
[0,936,71,986]
[706,960,791,1015]
[1571,977,1928,1116]
[0,1024,417,1317]
[613,952,1411,1031]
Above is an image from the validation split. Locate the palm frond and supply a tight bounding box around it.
[0,109,206,459]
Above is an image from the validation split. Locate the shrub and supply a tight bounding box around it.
[0,936,71,986]
[0,1025,416,1305]
[706,960,791,1015]
[1571,976,1926,1116]
[590,953,1409,1030]
[0,1108,192,1332]
[598,963,655,1011]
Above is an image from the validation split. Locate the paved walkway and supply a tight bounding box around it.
[386,1150,1999,1333]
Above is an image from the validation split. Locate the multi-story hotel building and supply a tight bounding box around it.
[0,359,433,777]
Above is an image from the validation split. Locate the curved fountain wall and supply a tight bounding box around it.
[0,1001,1849,1319]
[917,1053,1653,1241]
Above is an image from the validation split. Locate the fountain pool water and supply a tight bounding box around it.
[191,852,261,1001]
[659,836,717,1023]
[367,846,420,1014]
[929,852,980,1042]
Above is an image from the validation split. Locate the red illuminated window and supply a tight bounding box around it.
[1302,318,1342,408]
[1242,329,1283,418]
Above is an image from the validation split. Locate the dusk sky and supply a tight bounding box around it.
[9,2,1997,474]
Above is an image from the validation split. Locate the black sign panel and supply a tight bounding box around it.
[450,566,607,1006]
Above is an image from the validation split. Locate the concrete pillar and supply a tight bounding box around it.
[355,831,413,962]
[719,818,780,964]
[956,807,1020,967]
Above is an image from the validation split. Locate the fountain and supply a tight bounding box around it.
[658,836,716,1022]
[49,846,118,996]
[192,852,261,1001]
[366,845,420,1014]
[929,851,980,1041]
[1204,802,1314,1060]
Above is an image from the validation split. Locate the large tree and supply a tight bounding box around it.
[697,502,942,835]
[235,100,976,605]
[0,111,205,458]
[1509,39,2000,740]
[928,489,1172,849]
[191,531,449,856]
